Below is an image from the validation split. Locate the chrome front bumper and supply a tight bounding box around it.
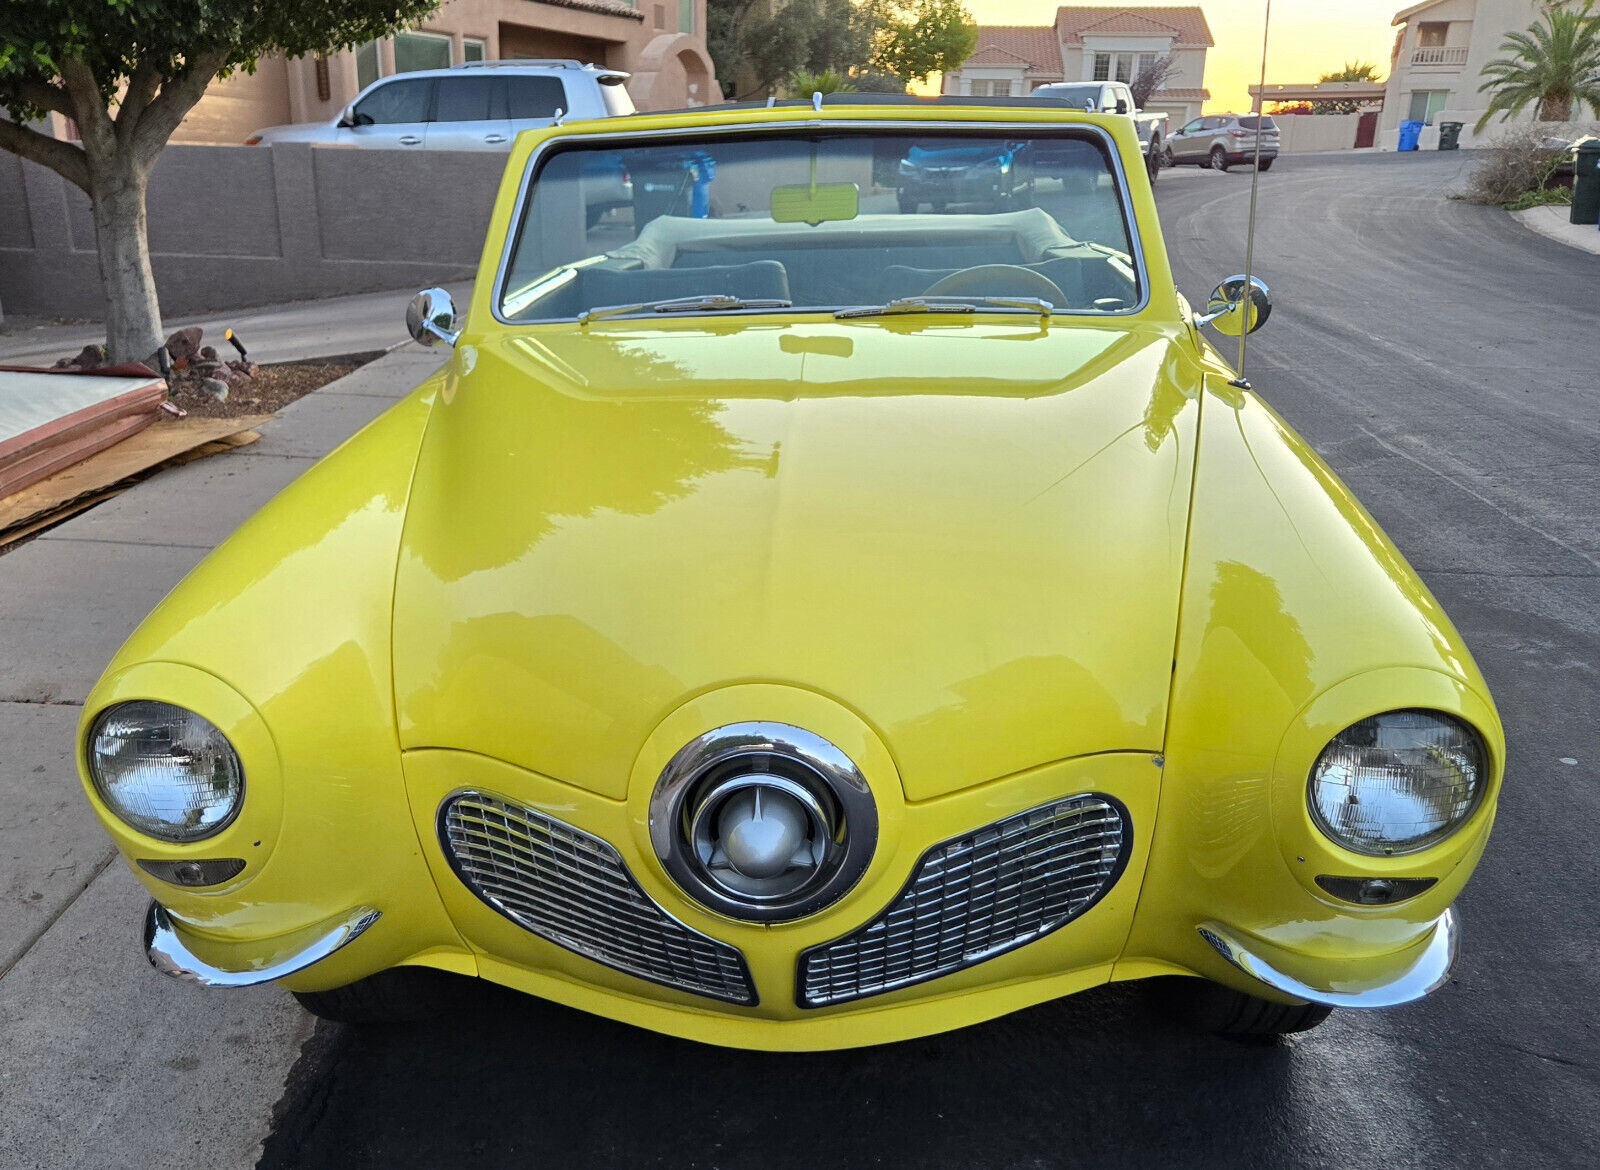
[1198,907,1459,1009]
[144,901,381,988]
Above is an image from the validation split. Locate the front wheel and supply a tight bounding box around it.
[1150,977,1333,1039]
[1210,146,1229,172]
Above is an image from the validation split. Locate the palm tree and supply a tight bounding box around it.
[788,69,857,96]
[1476,1,1600,130]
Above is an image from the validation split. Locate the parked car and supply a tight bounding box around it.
[1167,112,1280,171]
[896,140,1034,212]
[244,59,634,151]
[1031,81,1168,181]
[83,99,1501,1051]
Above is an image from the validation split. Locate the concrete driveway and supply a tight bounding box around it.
[3,150,1597,1169]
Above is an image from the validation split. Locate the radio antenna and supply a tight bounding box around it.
[1236,0,1272,385]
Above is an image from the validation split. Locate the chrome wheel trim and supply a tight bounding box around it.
[649,722,878,923]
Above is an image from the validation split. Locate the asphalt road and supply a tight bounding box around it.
[245,151,1600,1169]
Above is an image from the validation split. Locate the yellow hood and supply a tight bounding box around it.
[392,318,1202,801]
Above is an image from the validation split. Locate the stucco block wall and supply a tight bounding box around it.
[1273,114,1361,153]
[0,144,504,320]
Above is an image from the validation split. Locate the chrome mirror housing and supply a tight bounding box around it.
[406,287,460,348]
[1197,275,1272,337]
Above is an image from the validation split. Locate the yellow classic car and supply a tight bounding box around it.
[77,99,1502,1049]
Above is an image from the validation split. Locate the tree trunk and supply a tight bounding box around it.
[1538,94,1573,122]
[89,165,163,364]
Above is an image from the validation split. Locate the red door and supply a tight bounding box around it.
[1355,111,1379,149]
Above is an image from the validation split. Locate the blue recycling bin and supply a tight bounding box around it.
[1398,120,1424,151]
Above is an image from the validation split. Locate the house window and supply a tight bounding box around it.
[463,38,486,63]
[1408,89,1449,124]
[1138,53,1158,78]
[1093,52,1140,83]
[680,0,694,34]
[1417,22,1449,48]
[394,31,452,74]
[355,40,380,90]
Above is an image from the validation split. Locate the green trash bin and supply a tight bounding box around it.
[1438,121,1464,151]
[1573,140,1600,226]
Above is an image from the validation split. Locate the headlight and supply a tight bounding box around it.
[1308,710,1486,855]
[88,701,245,842]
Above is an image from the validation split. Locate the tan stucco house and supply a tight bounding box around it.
[1380,0,1568,149]
[160,0,717,144]
[942,7,1214,128]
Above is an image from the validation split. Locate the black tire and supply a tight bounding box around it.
[1146,146,1161,183]
[1209,146,1229,172]
[1258,157,1275,172]
[293,967,462,1025]
[1162,145,1175,168]
[897,193,917,214]
[1150,977,1333,1039]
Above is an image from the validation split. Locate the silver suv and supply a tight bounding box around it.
[245,60,634,151]
[1166,113,1280,172]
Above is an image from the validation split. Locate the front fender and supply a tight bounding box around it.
[1118,378,1504,996]
[76,373,473,985]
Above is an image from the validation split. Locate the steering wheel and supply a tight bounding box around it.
[922,264,1069,307]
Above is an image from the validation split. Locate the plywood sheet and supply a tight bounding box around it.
[0,415,270,544]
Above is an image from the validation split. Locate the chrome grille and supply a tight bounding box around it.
[797,794,1128,1007]
[440,791,756,1005]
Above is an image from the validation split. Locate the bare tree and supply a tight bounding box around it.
[1130,55,1178,109]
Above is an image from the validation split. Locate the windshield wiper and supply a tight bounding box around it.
[578,294,792,325]
[834,296,1052,320]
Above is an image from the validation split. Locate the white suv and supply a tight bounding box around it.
[245,60,634,151]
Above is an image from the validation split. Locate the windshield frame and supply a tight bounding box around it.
[489,118,1151,327]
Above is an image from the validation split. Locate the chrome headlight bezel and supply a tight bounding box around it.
[1306,708,1488,857]
[87,700,246,843]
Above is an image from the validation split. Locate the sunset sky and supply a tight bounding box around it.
[936,1,1406,112]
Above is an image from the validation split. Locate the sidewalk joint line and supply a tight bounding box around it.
[0,850,118,986]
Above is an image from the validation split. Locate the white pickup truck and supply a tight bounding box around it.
[1030,81,1169,182]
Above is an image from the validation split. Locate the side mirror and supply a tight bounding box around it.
[337,104,356,129]
[1197,275,1272,337]
[1115,99,1129,115]
[407,287,460,348]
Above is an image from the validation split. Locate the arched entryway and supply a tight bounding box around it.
[630,34,719,110]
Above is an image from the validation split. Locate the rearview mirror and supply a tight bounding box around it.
[771,182,859,226]
[1198,275,1271,337]
[407,287,460,348]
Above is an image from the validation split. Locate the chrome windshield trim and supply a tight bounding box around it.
[144,901,381,988]
[490,117,1151,327]
[1196,906,1459,1009]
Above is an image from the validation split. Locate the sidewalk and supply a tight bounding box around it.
[0,282,473,367]
[0,343,445,1169]
[1513,203,1600,255]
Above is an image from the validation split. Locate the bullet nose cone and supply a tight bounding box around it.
[718,787,808,879]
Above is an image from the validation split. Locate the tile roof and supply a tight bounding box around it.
[530,0,645,21]
[1054,7,1214,48]
[1149,87,1210,101]
[963,25,1065,75]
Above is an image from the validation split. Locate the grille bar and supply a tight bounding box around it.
[440,791,757,1006]
[797,794,1129,1007]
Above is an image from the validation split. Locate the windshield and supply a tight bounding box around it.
[1031,85,1103,109]
[497,129,1141,322]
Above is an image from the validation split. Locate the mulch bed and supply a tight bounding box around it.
[171,355,377,419]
